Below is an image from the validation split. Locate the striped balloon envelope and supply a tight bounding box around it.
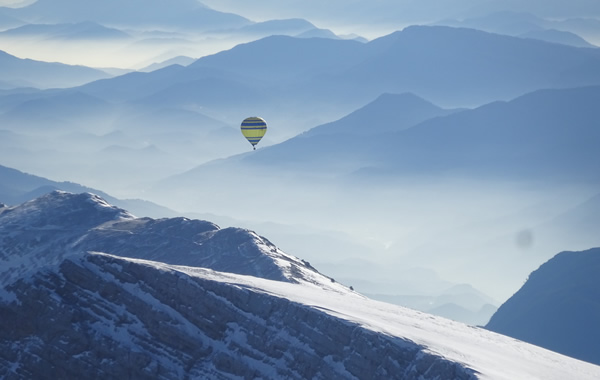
[240,116,267,150]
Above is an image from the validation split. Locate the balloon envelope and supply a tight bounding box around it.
[241,116,267,149]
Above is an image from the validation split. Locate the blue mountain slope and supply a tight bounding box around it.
[0,50,110,89]
[303,93,457,137]
[187,34,365,84]
[340,25,600,106]
[76,26,600,112]
[358,85,600,182]
[486,248,600,365]
[185,85,600,183]
[237,18,317,36]
[519,29,597,48]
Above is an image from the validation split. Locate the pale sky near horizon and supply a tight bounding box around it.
[0,0,33,7]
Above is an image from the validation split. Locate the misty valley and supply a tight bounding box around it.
[1,0,600,379]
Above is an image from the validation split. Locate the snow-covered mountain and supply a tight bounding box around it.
[0,191,335,290]
[1,191,599,379]
[486,248,600,366]
[0,164,177,218]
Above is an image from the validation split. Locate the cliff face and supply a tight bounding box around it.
[0,251,476,380]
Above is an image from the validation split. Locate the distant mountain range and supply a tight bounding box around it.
[0,49,110,89]
[13,23,600,193]
[486,248,600,365]
[33,24,596,142]
[200,0,600,30]
[3,24,598,130]
[0,0,250,30]
[158,84,600,198]
[368,283,498,326]
[0,21,130,40]
[1,191,599,379]
[436,11,600,48]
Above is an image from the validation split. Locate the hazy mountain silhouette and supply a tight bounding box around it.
[139,56,195,72]
[86,25,600,109]
[519,29,596,48]
[228,92,457,171]
[533,192,600,254]
[486,248,600,365]
[63,25,600,142]
[297,28,339,39]
[338,25,600,106]
[0,21,130,40]
[2,91,109,126]
[465,0,600,19]
[0,164,177,218]
[436,11,545,35]
[0,49,110,89]
[353,85,600,182]
[368,283,498,326]
[304,92,457,137]
[173,85,600,184]
[201,0,600,29]
[2,0,250,30]
[436,11,600,47]
[237,18,317,36]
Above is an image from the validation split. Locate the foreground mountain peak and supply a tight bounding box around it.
[0,192,345,293]
[1,192,599,379]
[0,191,134,287]
[0,190,134,225]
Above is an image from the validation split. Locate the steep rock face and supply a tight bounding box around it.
[0,252,477,380]
[486,248,600,365]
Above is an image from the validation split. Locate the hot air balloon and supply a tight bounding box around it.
[241,116,267,150]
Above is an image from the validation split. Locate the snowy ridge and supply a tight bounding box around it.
[169,258,600,380]
[2,250,599,379]
[0,191,134,288]
[1,192,599,379]
[0,191,345,292]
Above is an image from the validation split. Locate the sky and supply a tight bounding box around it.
[0,0,32,7]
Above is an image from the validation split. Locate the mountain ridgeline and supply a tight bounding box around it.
[2,24,600,195]
[486,248,600,365]
[0,191,334,289]
[1,192,599,379]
